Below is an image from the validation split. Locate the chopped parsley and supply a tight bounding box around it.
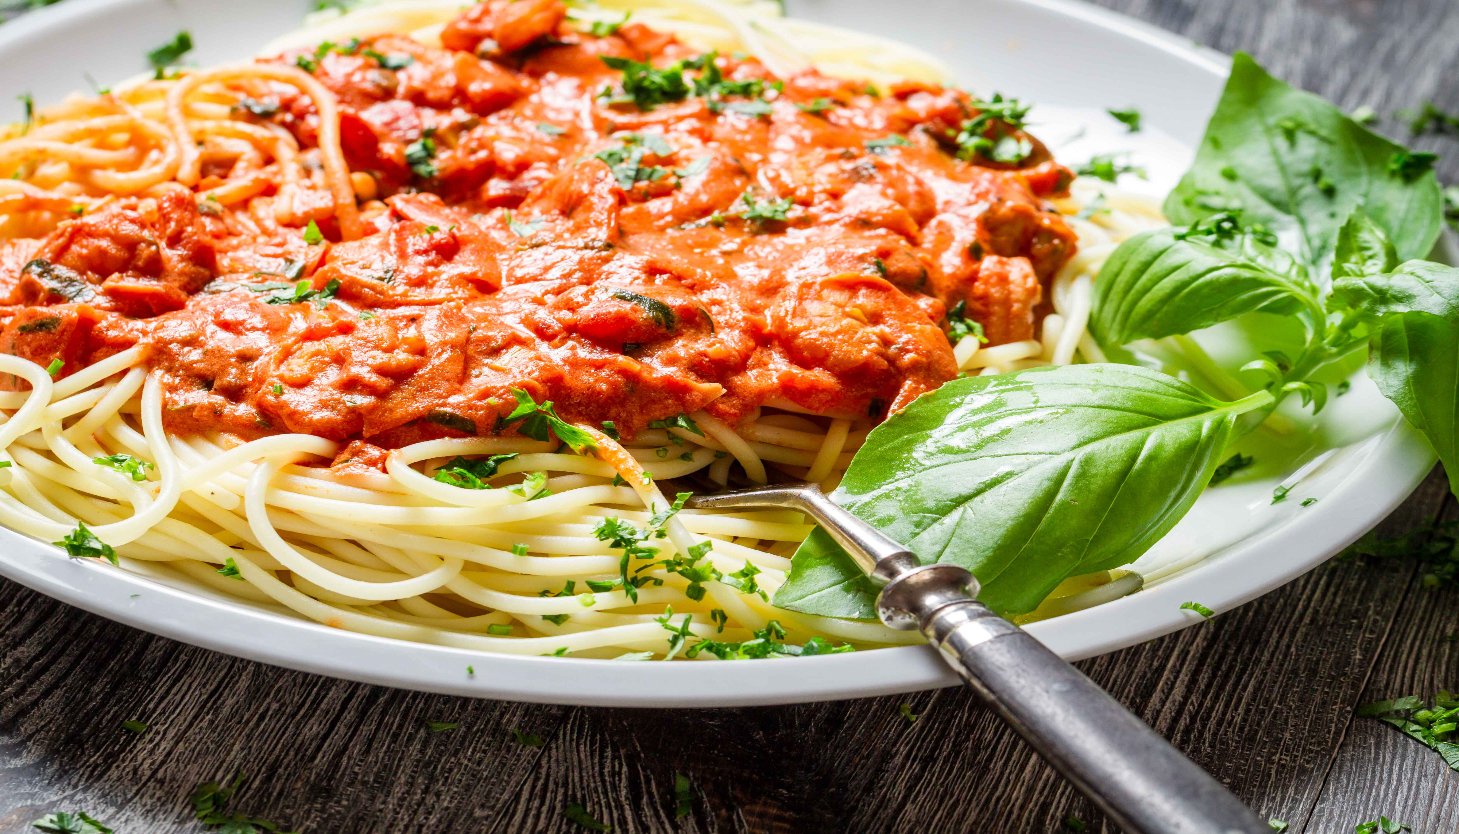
[405,130,438,179]
[236,96,280,118]
[1179,601,1215,618]
[190,773,294,833]
[611,288,677,330]
[1354,818,1409,834]
[737,192,794,228]
[264,278,339,306]
[487,623,513,636]
[302,219,324,245]
[594,132,673,189]
[54,522,117,566]
[46,358,63,376]
[945,299,987,344]
[1341,519,1459,589]
[424,720,458,733]
[599,55,691,110]
[647,413,703,436]
[499,389,596,452]
[1209,452,1255,485]
[432,453,519,489]
[1076,154,1146,182]
[426,409,477,435]
[511,543,529,556]
[587,12,630,37]
[1064,814,1088,832]
[1402,101,1459,136]
[864,134,912,153]
[510,470,551,500]
[18,92,33,133]
[217,558,242,579]
[31,812,112,834]
[363,48,413,70]
[121,719,148,733]
[955,94,1033,164]
[92,453,152,481]
[511,728,546,747]
[796,97,837,114]
[673,772,693,818]
[1357,693,1458,773]
[1271,485,1291,504]
[146,30,193,73]
[898,703,919,723]
[535,122,566,136]
[594,516,666,603]
[1107,107,1142,132]
[564,802,612,832]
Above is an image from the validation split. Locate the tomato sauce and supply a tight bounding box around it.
[0,0,1076,451]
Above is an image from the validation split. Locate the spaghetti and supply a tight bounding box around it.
[0,0,1161,659]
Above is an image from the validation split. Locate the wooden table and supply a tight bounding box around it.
[2,0,1457,831]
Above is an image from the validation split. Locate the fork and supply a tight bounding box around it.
[683,480,1271,834]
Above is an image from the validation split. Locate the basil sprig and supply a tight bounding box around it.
[775,53,1458,618]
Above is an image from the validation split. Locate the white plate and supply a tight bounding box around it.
[0,0,1441,706]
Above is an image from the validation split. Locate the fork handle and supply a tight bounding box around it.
[878,564,1270,834]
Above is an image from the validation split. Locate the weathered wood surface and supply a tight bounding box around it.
[2,0,1458,831]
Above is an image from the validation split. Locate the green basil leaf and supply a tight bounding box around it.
[1091,226,1320,347]
[1365,312,1459,494]
[1331,260,1459,320]
[1333,210,1399,280]
[1331,260,1459,495]
[772,365,1273,617]
[1166,54,1442,271]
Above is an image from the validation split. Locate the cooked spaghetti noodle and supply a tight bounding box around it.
[0,0,1162,659]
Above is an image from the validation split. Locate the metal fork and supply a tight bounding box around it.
[683,480,1271,834]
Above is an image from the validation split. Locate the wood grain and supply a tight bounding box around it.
[2,0,1459,831]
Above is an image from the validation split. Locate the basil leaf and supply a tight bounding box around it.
[1332,260,1459,494]
[1091,226,1320,347]
[1333,210,1399,280]
[772,365,1273,617]
[1166,53,1442,271]
[1365,312,1459,494]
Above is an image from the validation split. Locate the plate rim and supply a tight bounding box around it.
[0,0,1439,707]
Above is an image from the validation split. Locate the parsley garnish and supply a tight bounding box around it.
[1076,154,1146,182]
[594,132,673,189]
[1209,452,1255,485]
[1267,820,1289,832]
[535,122,566,136]
[500,389,596,452]
[45,358,63,376]
[898,703,919,723]
[146,31,193,73]
[511,470,551,500]
[945,299,987,344]
[656,605,695,659]
[1354,818,1409,834]
[648,413,703,435]
[955,94,1033,163]
[190,773,295,833]
[1357,693,1459,773]
[362,48,413,70]
[31,812,112,834]
[432,454,518,489]
[424,720,458,733]
[610,288,677,330]
[18,92,33,133]
[264,278,339,306]
[405,130,438,179]
[93,453,152,481]
[1271,485,1291,504]
[302,219,324,245]
[487,623,513,635]
[737,192,793,228]
[217,558,242,579]
[594,517,664,603]
[587,12,629,36]
[599,55,691,110]
[1107,107,1142,132]
[511,728,546,747]
[1179,600,1215,618]
[121,719,148,733]
[1402,101,1459,136]
[55,522,117,566]
[865,134,912,153]
[673,772,693,818]
[564,802,612,831]
[796,97,836,114]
